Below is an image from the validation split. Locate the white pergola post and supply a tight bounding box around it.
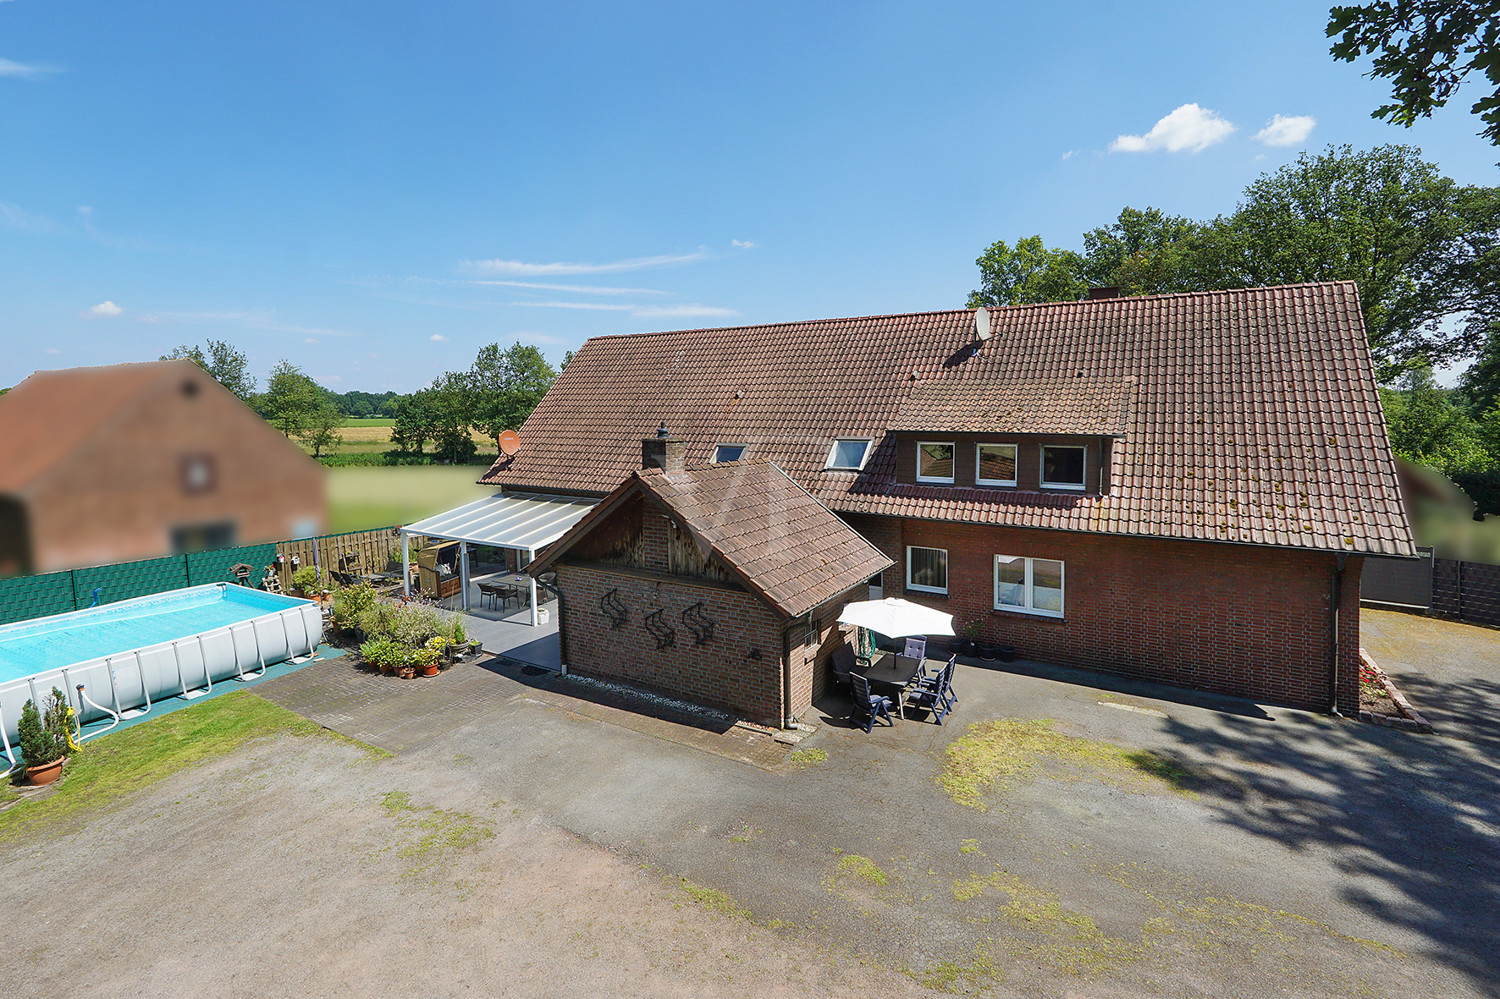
[401,530,410,598]
[527,548,538,626]
[459,541,471,612]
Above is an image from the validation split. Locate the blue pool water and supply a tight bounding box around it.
[0,586,309,681]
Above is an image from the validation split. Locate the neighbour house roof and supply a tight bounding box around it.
[0,361,187,494]
[528,460,894,618]
[486,282,1415,557]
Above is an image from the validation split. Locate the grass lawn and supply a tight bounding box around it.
[327,464,495,532]
[0,692,378,844]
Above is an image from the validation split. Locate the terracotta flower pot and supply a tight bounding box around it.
[26,757,64,786]
[397,666,416,679]
[421,662,440,677]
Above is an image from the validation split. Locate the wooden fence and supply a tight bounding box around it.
[274,527,404,589]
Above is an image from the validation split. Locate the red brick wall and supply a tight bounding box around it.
[555,562,787,725]
[785,584,866,716]
[843,513,1359,714]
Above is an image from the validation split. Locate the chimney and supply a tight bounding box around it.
[1087,287,1122,300]
[641,421,687,473]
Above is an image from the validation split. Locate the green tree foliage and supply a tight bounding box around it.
[966,235,1086,308]
[1381,365,1490,472]
[256,360,330,439]
[297,398,345,459]
[391,375,476,462]
[467,342,557,448]
[331,389,401,418]
[1328,0,1500,146]
[1079,207,1209,295]
[161,339,257,402]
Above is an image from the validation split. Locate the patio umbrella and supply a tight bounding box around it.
[837,598,955,638]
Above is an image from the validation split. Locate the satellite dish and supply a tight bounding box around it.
[974,306,992,341]
[498,430,522,456]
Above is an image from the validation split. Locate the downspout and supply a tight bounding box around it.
[1329,552,1348,716]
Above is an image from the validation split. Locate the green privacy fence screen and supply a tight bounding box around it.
[0,542,279,626]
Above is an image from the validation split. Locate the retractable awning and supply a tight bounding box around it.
[401,492,596,551]
[399,491,597,622]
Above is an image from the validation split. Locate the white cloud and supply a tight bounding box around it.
[87,300,123,317]
[44,347,59,355]
[303,337,318,344]
[632,303,738,319]
[510,301,635,312]
[459,278,668,295]
[0,200,59,233]
[0,57,61,80]
[429,333,449,342]
[1060,149,1078,160]
[1110,103,1236,154]
[1252,114,1316,147]
[76,205,93,217]
[731,239,758,249]
[462,250,708,277]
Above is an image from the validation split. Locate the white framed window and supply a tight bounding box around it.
[975,443,1018,487]
[916,442,955,483]
[712,443,747,463]
[1040,445,1086,491]
[993,555,1064,617]
[907,546,948,594]
[825,438,872,470]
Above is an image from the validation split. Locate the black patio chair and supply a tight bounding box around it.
[831,644,859,691]
[907,656,956,724]
[849,672,893,732]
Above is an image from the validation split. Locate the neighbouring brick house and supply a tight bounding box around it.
[0,360,326,575]
[528,457,891,726]
[486,281,1413,719]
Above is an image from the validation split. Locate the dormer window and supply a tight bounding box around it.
[825,439,871,470]
[1041,445,1086,491]
[976,443,1018,487]
[916,442,955,484]
[712,444,746,463]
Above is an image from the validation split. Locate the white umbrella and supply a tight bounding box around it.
[837,597,955,638]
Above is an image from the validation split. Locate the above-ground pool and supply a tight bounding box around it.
[0,584,321,758]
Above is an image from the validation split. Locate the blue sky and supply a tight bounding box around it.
[1,0,1495,393]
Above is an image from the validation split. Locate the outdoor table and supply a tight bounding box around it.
[853,653,922,720]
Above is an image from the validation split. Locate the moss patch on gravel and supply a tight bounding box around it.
[939,718,1198,810]
[0,692,376,845]
[379,790,495,879]
[787,747,828,768]
[834,854,889,886]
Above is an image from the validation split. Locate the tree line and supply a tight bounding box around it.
[160,340,558,464]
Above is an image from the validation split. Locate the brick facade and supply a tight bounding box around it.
[555,562,788,725]
[844,513,1362,714]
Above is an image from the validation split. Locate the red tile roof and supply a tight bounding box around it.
[486,282,1414,557]
[892,376,1135,435]
[530,460,893,617]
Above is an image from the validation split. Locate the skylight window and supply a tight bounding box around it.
[1041,446,1086,491]
[825,439,871,470]
[712,444,747,463]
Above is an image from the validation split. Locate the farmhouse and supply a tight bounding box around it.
[0,360,326,575]
[483,281,1413,725]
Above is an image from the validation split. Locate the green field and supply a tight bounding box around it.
[326,465,495,533]
[343,417,395,427]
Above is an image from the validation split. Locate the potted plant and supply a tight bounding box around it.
[978,639,1000,661]
[17,695,65,785]
[290,565,323,599]
[413,644,442,678]
[954,620,981,657]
